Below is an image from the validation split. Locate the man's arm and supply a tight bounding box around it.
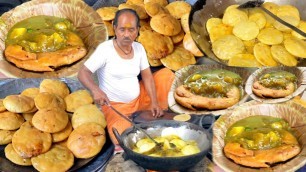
[140,68,163,117]
[78,65,109,105]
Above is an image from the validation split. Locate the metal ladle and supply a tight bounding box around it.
[106,102,175,149]
[238,0,306,38]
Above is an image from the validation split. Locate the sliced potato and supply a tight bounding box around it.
[271,45,298,66]
[233,21,259,41]
[284,37,306,58]
[212,35,245,60]
[228,53,262,67]
[253,43,278,66]
[257,27,283,45]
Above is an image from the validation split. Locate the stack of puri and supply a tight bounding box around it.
[96,0,204,71]
[0,79,107,172]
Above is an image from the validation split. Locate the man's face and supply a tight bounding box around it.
[114,12,139,46]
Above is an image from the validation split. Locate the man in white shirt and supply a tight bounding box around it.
[78,9,174,145]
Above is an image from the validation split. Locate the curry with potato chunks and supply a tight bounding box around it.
[4,15,87,72]
[224,115,301,168]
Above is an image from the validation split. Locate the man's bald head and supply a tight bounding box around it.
[113,9,140,28]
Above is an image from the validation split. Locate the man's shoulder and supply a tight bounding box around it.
[97,39,113,49]
[133,41,145,50]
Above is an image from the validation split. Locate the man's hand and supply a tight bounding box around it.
[92,89,110,106]
[151,103,163,118]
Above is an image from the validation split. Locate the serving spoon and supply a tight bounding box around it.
[106,102,176,149]
[238,0,306,38]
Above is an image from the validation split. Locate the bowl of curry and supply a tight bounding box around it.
[213,100,306,171]
[0,0,108,78]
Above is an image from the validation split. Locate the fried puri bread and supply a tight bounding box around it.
[0,111,24,130]
[150,13,181,36]
[104,21,115,37]
[5,144,32,166]
[257,27,284,45]
[144,0,168,6]
[22,112,34,121]
[96,7,118,21]
[253,43,278,66]
[72,104,106,129]
[138,30,173,59]
[271,45,298,66]
[39,79,70,99]
[3,95,35,113]
[12,121,52,158]
[118,3,148,20]
[222,5,248,27]
[5,45,87,72]
[252,70,296,98]
[160,46,196,71]
[34,92,66,111]
[0,130,15,145]
[64,89,94,112]
[148,58,163,67]
[144,2,169,17]
[233,21,259,41]
[212,35,245,60]
[181,13,190,33]
[0,99,6,112]
[31,145,74,172]
[183,32,204,57]
[52,121,73,143]
[171,29,185,44]
[20,87,40,99]
[32,109,68,133]
[67,122,106,158]
[165,1,191,19]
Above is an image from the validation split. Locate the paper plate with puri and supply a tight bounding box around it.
[168,64,252,115]
[245,66,306,103]
[213,100,306,172]
[190,0,306,68]
[0,0,107,78]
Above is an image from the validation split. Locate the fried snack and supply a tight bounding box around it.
[207,22,233,43]
[5,45,87,72]
[139,20,152,33]
[148,58,163,67]
[228,54,262,67]
[180,13,190,33]
[233,21,259,41]
[64,89,94,112]
[34,92,66,111]
[144,2,169,17]
[104,21,115,37]
[32,109,69,133]
[0,99,6,112]
[174,85,240,110]
[67,122,106,158]
[52,121,73,143]
[12,121,52,158]
[0,130,15,145]
[183,32,204,57]
[0,111,24,130]
[173,114,191,122]
[22,112,34,121]
[252,71,296,98]
[257,27,283,45]
[144,0,168,6]
[3,95,35,113]
[292,21,306,39]
[171,29,185,44]
[271,45,298,66]
[253,43,278,66]
[20,87,40,99]
[96,7,118,21]
[160,46,196,71]
[284,37,306,58]
[118,3,148,20]
[31,145,74,172]
[165,1,191,19]
[249,12,266,29]
[5,144,32,166]
[39,79,70,99]
[138,30,173,59]
[212,35,245,60]
[222,5,248,27]
[273,5,300,32]
[261,2,279,27]
[206,18,222,34]
[72,104,107,129]
[150,13,181,36]
[243,39,257,54]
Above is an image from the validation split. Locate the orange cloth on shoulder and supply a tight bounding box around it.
[102,68,175,144]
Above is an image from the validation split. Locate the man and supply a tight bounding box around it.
[78,9,174,146]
